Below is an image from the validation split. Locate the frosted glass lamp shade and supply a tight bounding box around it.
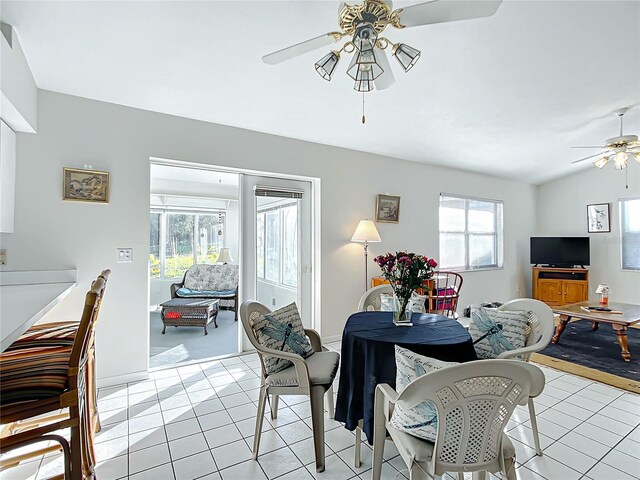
[595,284,610,294]
[593,156,609,169]
[614,151,628,169]
[351,220,381,243]
[217,248,234,264]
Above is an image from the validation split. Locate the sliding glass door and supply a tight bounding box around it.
[240,175,314,349]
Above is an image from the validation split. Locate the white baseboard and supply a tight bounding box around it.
[321,334,342,344]
[97,370,149,389]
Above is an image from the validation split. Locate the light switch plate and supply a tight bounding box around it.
[117,248,133,263]
[0,249,6,265]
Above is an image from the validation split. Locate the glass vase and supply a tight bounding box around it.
[392,294,413,324]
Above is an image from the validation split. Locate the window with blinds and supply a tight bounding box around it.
[620,197,640,270]
[439,194,504,271]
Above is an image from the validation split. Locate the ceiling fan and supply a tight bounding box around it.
[572,108,640,170]
[262,0,503,94]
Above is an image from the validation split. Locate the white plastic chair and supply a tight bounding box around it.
[496,298,554,456]
[372,359,545,480]
[357,284,394,311]
[239,301,338,472]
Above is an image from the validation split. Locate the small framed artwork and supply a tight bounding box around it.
[587,203,610,233]
[63,167,110,203]
[376,194,401,223]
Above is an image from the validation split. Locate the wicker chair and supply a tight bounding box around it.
[0,270,110,470]
[495,298,555,456]
[372,359,544,480]
[239,300,339,473]
[0,275,108,479]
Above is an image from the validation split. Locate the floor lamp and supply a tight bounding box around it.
[351,220,382,292]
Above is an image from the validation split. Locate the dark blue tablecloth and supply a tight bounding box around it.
[334,311,477,444]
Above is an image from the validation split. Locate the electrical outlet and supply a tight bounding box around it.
[0,249,6,265]
[117,248,133,263]
[272,298,276,306]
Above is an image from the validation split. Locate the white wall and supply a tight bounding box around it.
[537,165,640,303]
[1,90,537,383]
[0,24,37,132]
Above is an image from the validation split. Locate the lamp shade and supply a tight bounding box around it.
[595,284,610,294]
[351,220,381,243]
[217,248,234,264]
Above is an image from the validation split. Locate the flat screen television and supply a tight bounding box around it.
[530,237,590,267]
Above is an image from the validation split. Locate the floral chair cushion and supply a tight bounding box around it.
[183,264,239,292]
[468,306,529,359]
[389,346,458,442]
[250,302,314,375]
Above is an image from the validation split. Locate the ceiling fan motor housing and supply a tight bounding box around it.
[339,0,394,35]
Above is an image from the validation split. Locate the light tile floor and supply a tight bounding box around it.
[2,341,639,480]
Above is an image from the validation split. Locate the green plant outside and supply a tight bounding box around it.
[149,252,220,279]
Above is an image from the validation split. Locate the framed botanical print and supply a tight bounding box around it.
[375,194,400,223]
[587,203,610,233]
[63,168,110,203]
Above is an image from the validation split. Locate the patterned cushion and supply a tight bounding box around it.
[249,303,314,375]
[469,306,529,359]
[6,321,78,350]
[0,345,71,406]
[389,346,458,442]
[183,264,239,291]
[176,287,236,298]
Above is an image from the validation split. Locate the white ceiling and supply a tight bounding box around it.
[2,1,639,184]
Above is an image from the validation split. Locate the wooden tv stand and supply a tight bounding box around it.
[532,267,589,307]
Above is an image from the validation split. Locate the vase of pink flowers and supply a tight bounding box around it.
[373,251,438,324]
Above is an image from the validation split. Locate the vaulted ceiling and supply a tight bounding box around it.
[2,1,639,184]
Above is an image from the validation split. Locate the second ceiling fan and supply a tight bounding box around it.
[262,0,503,93]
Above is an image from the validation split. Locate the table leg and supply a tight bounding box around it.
[612,324,631,361]
[552,315,571,344]
[591,321,599,331]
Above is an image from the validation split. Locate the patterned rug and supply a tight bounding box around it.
[532,320,640,393]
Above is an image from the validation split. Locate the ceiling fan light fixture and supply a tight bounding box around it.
[354,77,375,92]
[315,51,340,81]
[347,48,384,81]
[392,43,421,72]
[614,151,628,169]
[594,156,609,169]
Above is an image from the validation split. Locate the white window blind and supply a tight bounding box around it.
[620,197,640,270]
[439,194,504,271]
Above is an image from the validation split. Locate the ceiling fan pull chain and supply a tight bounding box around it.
[625,166,628,189]
[362,91,366,124]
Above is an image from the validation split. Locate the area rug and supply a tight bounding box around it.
[532,320,640,394]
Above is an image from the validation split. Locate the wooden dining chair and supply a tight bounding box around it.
[239,300,339,473]
[0,270,110,470]
[0,275,107,479]
[425,271,463,318]
[372,360,543,480]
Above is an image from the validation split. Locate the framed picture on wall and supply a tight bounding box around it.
[63,167,110,203]
[375,194,400,223]
[587,203,610,233]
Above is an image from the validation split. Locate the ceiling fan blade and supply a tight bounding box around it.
[262,33,341,65]
[571,152,608,164]
[395,0,502,28]
[374,49,395,90]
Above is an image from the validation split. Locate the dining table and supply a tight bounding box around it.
[334,311,477,443]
